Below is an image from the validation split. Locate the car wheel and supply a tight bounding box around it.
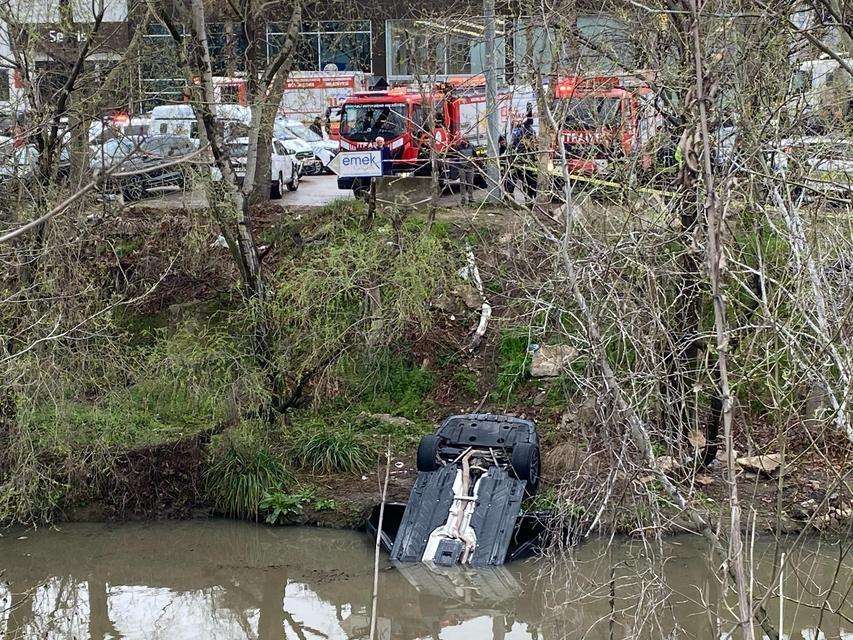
[287,165,299,191]
[270,172,283,199]
[511,443,540,497]
[416,435,441,472]
[123,180,145,202]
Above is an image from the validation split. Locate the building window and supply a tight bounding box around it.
[140,24,186,106]
[512,15,632,79]
[577,15,632,71]
[267,21,371,73]
[386,19,505,79]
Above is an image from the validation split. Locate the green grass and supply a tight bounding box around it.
[492,330,531,403]
[23,382,218,456]
[204,422,292,519]
[453,369,479,396]
[287,419,375,475]
[337,352,436,420]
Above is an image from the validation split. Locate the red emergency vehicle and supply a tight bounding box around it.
[553,75,662,176]
[336,84,486,192]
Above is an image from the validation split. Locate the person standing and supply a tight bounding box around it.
[374,136,392,175]
[309,116,324,137]
[454,138,476,206]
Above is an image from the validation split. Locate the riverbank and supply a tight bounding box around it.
[2,196,851,539]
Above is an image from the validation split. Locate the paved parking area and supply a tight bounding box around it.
[143,174,494,210]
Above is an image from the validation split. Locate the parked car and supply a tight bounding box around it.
[89,137,143,173]
[272,121,321,175]
[771,137,853,202]
[226,136,302,198]
[274,118,339,173]
[99,134,198,201]
[0,141,38,182]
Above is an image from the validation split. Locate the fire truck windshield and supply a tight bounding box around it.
[559,97,622,129]
[341,104,408,141]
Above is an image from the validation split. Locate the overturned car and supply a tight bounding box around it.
[368,413,547,567]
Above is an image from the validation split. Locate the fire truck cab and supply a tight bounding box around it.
[336,86,476,193]
[553,75,663,177]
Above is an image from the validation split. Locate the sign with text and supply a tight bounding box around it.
[328,151,382,178]
[285,77,356,90]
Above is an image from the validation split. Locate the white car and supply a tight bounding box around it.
[0,141,38,180]
[226,137,302,198]
[772,137,853,201]
[273,120,324,175]
[274,118,338,173]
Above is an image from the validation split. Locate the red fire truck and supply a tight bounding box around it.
[552,75,664,177]
[336,83,499,193]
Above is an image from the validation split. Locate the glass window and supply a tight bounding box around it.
[558,97,622,128]
[577,15,632,71]
[513,22,554,79]
[320,31,371,71]
[340,103,408,141]
[295,34,320,71]
[268,21,372,72]
[388,21,439,76]
[207,23,227,75]
[387,19,504,78]
[219,84,240,103]
[320,21,370,32]
[411,104,426,134]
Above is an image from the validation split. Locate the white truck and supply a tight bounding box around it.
[279,71,370,124]
[148,104,252,140]
[793,57,852,128]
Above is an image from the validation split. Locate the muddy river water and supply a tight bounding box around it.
[0,521,851,639]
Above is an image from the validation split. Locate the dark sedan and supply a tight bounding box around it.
[95,135,199,201]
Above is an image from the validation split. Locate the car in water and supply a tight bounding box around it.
[369,413,545,567]
[226,136,302,198]
[274,118,339,173]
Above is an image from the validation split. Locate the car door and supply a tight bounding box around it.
[272,140,290,179]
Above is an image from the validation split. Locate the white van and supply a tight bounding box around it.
[148,104,252,142]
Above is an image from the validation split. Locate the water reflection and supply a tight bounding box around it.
[0,521,851,640]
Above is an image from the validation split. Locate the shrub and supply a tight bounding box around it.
[260,488,314,524]
[288,421,374,475]
[314,498,337,512]
[204,422,291,519]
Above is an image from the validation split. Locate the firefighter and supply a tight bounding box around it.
[510,122,537,201]
[499,134,515,197]
[309,116,323,138]
[454,138,476,206]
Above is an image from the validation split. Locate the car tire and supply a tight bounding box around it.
[123,180,144,202]
[511,443,540,497]
[270,172,282,199]
[287,166,299,192]
[416,435,441,472]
